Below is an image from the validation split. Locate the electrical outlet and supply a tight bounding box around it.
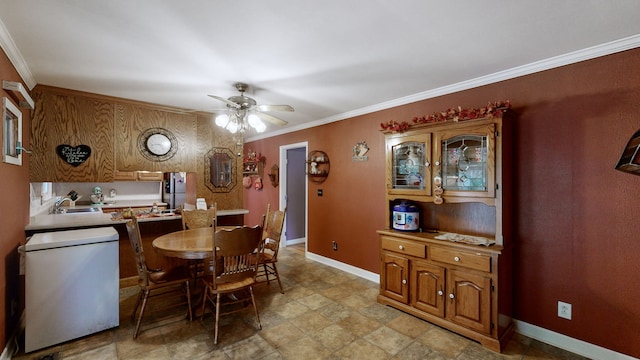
[558,301,572,320]
[332,241,338,251]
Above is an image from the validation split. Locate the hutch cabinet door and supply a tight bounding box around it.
[411,260,445,317]
[386,133,432,197]
[446,268,492,334]
[434,122,496,199]
[380,253,409,304]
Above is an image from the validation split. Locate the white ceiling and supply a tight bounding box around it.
[1,1,640,140]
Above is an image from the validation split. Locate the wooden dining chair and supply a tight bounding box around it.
[181,206,217,230]
[126,217,193,339]
[257,204,286,293]
[200,224,263,344]
[181,206,217,282]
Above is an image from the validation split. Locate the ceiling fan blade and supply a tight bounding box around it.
[256,104,294,112]
[255,110,288,126]
[207,95,241,109]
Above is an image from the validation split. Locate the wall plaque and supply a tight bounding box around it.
[56,144,91,167]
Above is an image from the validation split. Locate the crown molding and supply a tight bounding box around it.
[247,33,640,142]
[0,18,36,90]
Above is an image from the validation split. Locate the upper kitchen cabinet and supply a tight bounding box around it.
[30,86,115,182]
[114,103,198,173]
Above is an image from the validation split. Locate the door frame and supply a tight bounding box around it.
[279,141,308,251]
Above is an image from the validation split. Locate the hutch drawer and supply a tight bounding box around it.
[430,246,491,272]
[381,236,426,258]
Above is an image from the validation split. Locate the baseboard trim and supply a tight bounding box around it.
[285,238,305,246]
[305,251,379,284]
[514,320,638,360]
[304,252,637,359]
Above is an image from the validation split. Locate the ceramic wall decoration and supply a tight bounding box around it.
[268,164,279,187]
[352,141,369,161]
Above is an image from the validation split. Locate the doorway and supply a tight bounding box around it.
[279,142,308,250]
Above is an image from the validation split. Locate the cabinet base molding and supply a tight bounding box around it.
[377,294,514,353]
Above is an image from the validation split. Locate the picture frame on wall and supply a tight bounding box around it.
[3,97,22,166]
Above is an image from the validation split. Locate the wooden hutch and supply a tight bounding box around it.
[378,107,515,352]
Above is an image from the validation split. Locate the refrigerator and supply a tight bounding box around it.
[22,227,119,353]
[163,172,196,209]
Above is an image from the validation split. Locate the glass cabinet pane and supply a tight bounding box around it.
[392,141,426,190]
[441,135,487,191]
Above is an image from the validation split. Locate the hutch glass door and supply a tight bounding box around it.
[387,133,431,197]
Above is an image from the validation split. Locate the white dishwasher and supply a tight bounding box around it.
[22,227,120,353]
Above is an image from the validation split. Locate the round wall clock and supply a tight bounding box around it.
[137,128,178,161]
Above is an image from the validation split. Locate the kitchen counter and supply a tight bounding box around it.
[26,207,249,231]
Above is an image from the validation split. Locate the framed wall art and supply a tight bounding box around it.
[3,97,22,165]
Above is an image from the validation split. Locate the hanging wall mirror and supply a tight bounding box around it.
[204,147,237,192]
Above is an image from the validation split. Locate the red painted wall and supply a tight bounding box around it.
[246,48,640,357]
[0,48,31,351]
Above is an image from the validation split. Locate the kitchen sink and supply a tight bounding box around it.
[62,207,102,214]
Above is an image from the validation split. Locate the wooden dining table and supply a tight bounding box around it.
[152,225,251,318]
[152,226,239,260]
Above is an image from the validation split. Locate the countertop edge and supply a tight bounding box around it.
[26,209,250,231]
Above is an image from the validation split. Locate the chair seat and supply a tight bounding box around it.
[148,266,192,285]
[261,253,275,262]
[203,276,256,293]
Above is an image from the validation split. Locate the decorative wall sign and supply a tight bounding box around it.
[56,144,92,167]
[352,141,369,161]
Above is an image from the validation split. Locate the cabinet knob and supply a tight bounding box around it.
[449,293,455,299]
[402,279,407,285]
[398,245,404,250]
[435,161,440,166]
[425,161,430,167]
[454,256,460,262]
[438,290,443,296]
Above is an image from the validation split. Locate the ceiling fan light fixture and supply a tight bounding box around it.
[226,119,239,134]
[209,82,292,137]
[215,114,230,127]
[248,113,263,128]
[254,120,266,133]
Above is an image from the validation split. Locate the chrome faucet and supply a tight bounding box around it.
[52,196,72,214]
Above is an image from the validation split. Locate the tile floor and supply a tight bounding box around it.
[13,244,588,360]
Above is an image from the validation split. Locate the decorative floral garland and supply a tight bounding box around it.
[380,100,511,132]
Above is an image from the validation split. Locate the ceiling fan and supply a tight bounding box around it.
[208,82,294,133]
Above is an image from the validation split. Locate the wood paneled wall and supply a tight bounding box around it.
[114,103,198,173]
[31,90,115,182]
[30,85,242,210]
